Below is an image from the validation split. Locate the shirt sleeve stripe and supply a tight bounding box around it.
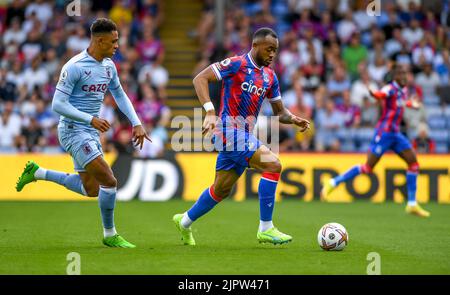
[55,88,71,96]
[211,64,222,81]
[268,96,281,102]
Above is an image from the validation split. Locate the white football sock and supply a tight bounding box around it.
[330,178,336,187]
[181,212,193,228]
[34,167,47,180]
[103,227,117,238]
[259,220,274,232]
[407,200,417,207]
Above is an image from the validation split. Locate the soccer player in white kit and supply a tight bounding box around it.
[16,18,151,248]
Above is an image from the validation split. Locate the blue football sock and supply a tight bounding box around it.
[406,172,418,204]
[45,170,87,196]
[187,187,219,221]
[334,165,362,186]
[98,186,116,229]
[259,175,278,222]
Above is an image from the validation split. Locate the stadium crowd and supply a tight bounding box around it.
[0,0,170,157]
[0,0,449,155]
[194,0,450,153]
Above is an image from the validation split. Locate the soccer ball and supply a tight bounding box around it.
[317,223,349,251]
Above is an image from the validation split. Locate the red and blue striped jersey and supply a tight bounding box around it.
[375,81,409,134]
[210,52,281,132]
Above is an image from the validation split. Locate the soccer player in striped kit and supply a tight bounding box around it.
[173,28,310,245]
[321,64,430,217]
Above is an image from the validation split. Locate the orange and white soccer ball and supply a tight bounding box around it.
[317,223,349,251]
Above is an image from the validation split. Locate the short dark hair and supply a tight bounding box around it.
[90,18,117,35]
[252,27,278,41]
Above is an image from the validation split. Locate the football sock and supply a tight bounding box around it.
[258,172,279,232]
[185,186,221,227]
[334,165,364,186]
[406,172,418,206]
[406,163,419,206]
[181,213,193,228]
[39,169,87,196]
[103,227,117,238]
[99,186,117,237]
[259,221,274,232]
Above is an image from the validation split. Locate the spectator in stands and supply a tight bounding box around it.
[434,49,450,84]
[343,32,368,80]
[314,99,343,152]
[337,11,356,44]
[336,90,361,128]
[66,24,90,54]
[2,17,26,46]
[298,26,323,67]
[16,117,44,152]
[0,68,18,102]
[385,27,406,58]
[402,18,424,49]
[350,64,378,107]
[22,55,49,93]
[415,63,441,104]
[413,123,436,153]
[360,96,379,127]
[136,29,168,100]
[0,101,21,152]
[327,66,351,105]
[368,54,389,84]
[412,37,435,69]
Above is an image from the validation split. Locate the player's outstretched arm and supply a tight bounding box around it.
[270,99,310,132]
[405,94,421,109]
[109,85,151,149]
[109,62,150,149]
[368,86,388,100]
[193,66,218,138]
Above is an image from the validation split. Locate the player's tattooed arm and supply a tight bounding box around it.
[270,100,310,132]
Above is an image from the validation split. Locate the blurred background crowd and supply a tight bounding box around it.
[0,0,449,156]
[0,0,170,157]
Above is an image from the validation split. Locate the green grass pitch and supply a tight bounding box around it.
[0,200,449,274]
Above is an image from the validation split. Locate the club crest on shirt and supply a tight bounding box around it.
[262,72,269,83]
[106,66,111,79]
[82,143,92,155]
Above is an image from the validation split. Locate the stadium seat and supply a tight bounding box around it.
[428,116,447,129]
[356,128,374,142]
[423,95,441,107]
[429,130,449,143]
[358,142,371,153]
[426,106,444,117]
[340,141,355,152]
[435,143,449,153]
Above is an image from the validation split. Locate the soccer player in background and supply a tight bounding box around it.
[173,28,310,245]
[321,64,430,218]
[15,19,150,247]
